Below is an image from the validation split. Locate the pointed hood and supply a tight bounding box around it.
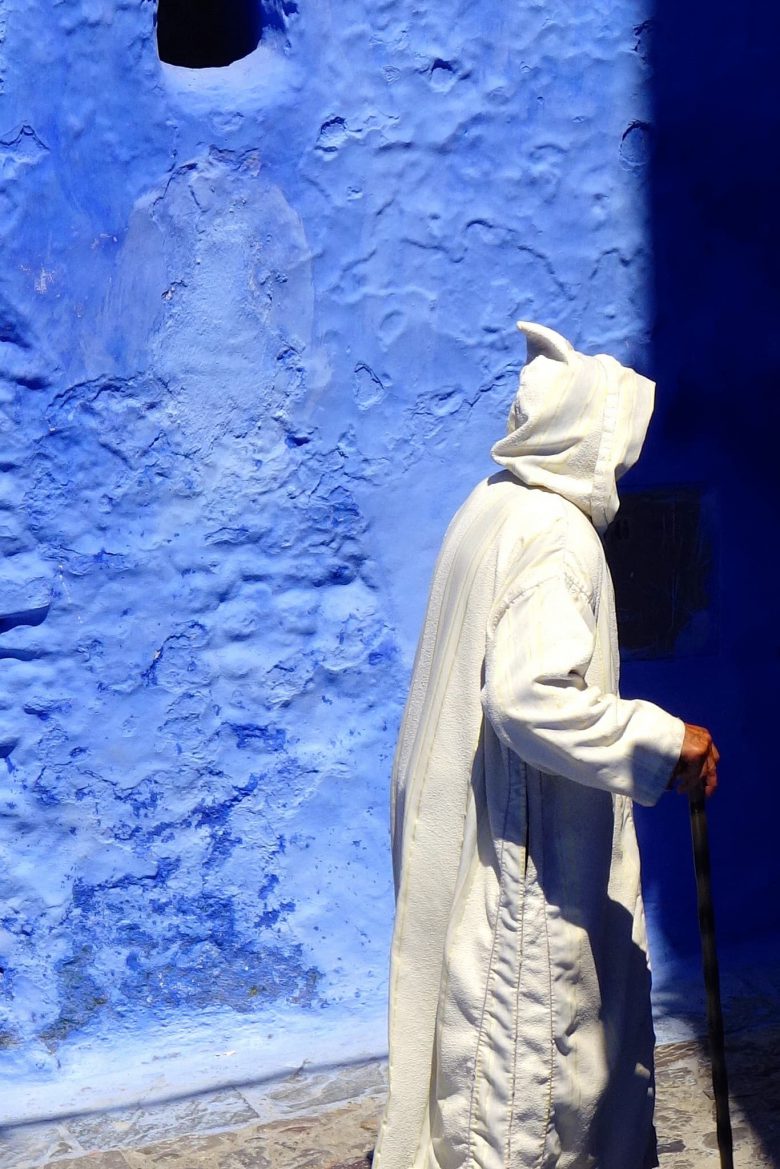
[491,322,656,533]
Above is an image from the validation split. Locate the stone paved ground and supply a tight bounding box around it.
[2,1028,778,1169]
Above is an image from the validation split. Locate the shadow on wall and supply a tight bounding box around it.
[642,0,780,947]
[625,0,780,1161]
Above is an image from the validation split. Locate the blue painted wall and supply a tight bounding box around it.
[2,0,765,1120]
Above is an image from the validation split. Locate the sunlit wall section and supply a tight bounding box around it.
[0,0,655,1117]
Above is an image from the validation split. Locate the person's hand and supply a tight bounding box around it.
[668,723,719,798]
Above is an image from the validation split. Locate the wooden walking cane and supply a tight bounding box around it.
[689,790,734,1169]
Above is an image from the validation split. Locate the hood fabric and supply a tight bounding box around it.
[491,321,655,534]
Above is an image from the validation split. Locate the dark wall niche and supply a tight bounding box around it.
[603,487,718,660]
[157,0,263,68]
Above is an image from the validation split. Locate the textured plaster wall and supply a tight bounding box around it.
[1,0,661,1119]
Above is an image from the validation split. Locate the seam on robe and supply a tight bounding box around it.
[486,571,563,637]
[562,569,593,609]
[533,775,556,1169]
[560,516,602,612]
[504,758,530,1165]
[465,749,516,1169]
[425,741,485,1167]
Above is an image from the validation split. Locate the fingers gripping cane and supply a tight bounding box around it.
[689,791,734,1169]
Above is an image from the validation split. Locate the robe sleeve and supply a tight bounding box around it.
[481,568,686,806]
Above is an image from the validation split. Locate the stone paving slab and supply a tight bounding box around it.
[2,1034,778,1168]
[237,1059,387,1127]
[122,1105,378,1169]
[654,1030,780,1168]
[0,1122,82,1169]
[63,1091,259,1153]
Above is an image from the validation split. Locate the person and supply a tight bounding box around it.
[373,322,719,1169]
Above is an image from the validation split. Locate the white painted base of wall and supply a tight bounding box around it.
[1,1001,389,1126]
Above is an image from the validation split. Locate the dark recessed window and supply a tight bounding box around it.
[603,487,718,660]
[157,0,263,69]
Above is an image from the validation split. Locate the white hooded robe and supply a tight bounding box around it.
[373,323,687,1169]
